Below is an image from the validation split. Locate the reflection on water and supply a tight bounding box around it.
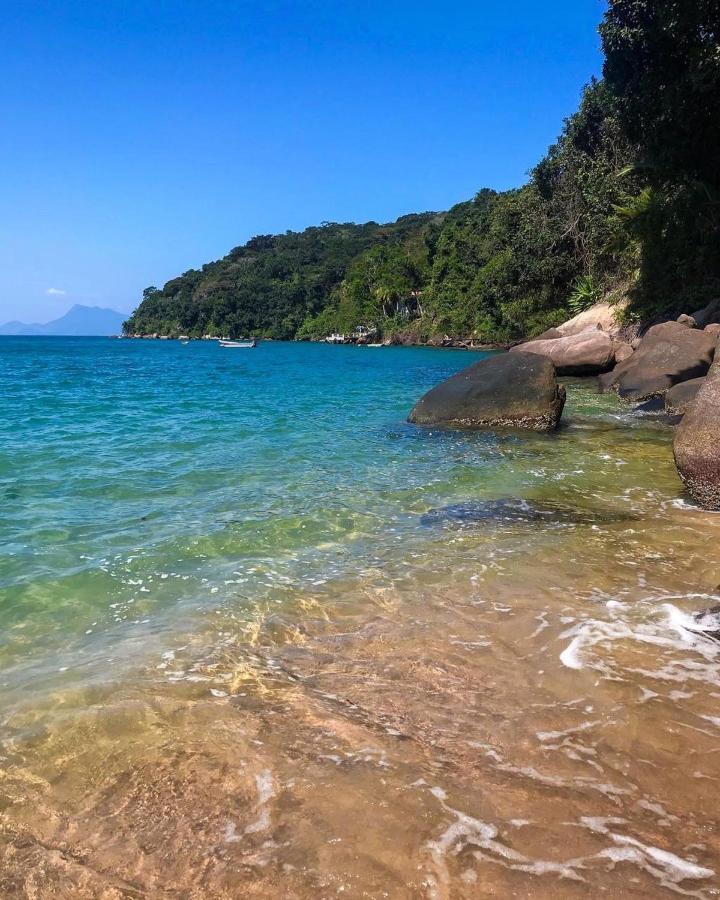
[1,343,720,897]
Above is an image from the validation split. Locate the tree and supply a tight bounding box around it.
[601,0,720,185]
[600,0,720,314]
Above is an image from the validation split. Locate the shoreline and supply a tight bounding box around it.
[4,419,720,895]
[3,338,720,898]
[119,332,514,351]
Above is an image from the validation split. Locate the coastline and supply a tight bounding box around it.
[120,331,513,351]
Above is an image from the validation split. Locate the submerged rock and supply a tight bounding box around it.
[674,356,720,509]
[510,329,615,375]
[633,396,666,414]
[420,498,633,528]
[408,353,565,432]
[601,321,716,402]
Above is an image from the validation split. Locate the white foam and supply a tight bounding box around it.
[223,821,242,843]
[666,604,705,642]
[537,720,599,743]
[636,799,676,818]
[555,597,720,688]
[611,833,714,883]
[578,816,626,835]
[244,770,275,835]
[560,635,584,669]
[425,789,584,894]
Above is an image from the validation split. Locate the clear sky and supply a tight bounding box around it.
[0,0,607,323]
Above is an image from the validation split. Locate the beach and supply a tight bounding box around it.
[1,337,719,897]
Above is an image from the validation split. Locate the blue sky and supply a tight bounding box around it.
[0,0,606,322]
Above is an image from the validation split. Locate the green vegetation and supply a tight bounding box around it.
[125,1,719,342]
[126,216,440,340]
[600,0,720,317]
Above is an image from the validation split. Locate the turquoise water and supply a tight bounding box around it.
[0,338,683,700]
[1,338,500,694]
[0,336,688,700]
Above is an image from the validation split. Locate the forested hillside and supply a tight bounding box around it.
[124,1,720,342]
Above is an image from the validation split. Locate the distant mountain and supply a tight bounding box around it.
[0,305,128,336]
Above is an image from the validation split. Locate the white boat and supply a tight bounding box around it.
[367,343,384,348]
[219,338,256,348]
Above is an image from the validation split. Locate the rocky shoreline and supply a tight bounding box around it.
[121,331,512,351]
[408,298,720,512]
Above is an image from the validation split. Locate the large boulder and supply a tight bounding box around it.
[408,353,566,431]
[600,321,716,402]
[674,358,720,509]
[510,329,615,375]
[555,300,626,339]
[666,377,705,416]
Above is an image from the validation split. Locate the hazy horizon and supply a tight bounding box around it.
[0,303,130,326]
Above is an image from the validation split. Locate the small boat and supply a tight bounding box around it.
[219,338,256,348]
[367,343,384,348]
[180,340,190,345]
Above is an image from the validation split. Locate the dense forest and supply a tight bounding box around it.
[124,1,720,342]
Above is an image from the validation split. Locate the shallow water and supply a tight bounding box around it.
[1,337,720,898]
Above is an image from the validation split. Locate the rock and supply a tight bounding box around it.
[426,334,473,349]
[684,605,720,642]
[408,353,566,431]
[691,298,720,328]
[387,330,418,346]
[631,337,642,349]
[705,323,720,336]
[634,396,666,414]
[674,356,720,508]
[510,329,615,375]
[676,314,697,328]
[532,327,564,341]
[420,498,636,528]
[555,300,626,339]
[597,370,617,392]
[613,341,634,363]
[601,321,716,402]
[665,377,705,416]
